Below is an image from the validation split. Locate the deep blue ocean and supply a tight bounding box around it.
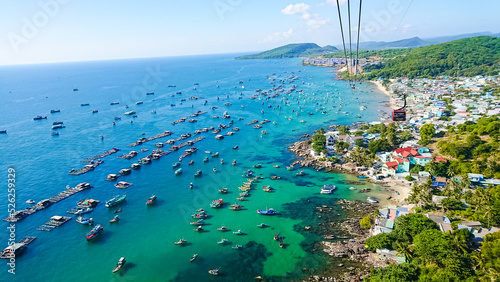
[0,53,389,281]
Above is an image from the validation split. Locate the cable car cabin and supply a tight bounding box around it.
[392,110,406,121]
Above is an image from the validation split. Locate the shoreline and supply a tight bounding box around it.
[370,80,397,110]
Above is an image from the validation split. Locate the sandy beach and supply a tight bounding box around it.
[370,80,397,109]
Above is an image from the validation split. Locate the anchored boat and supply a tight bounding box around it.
[112,257,126,273]
[85,224,103,241]
[105,195,126,208]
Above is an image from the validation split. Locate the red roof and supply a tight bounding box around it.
[393,147,413,155]
[434,157,447,163]
[414,156,432,159]
[384,161,399,168]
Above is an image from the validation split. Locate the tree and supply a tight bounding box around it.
[410,164,424,174]
[413,229,453,266]
[338,125,350,135]
[449,228,474,255]
[393,213,439,243]
[312,132,327,154]
[365,263,420,282]
[365,233,394,251]
[360,216,371,229]
[396,242,413,263]
[420,123,436,145]
[368,138,391,154]
[354,138,365,147]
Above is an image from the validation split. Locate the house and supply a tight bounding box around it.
[376,248,406,264]
[433,177,447,187]
[458,221,500,246]
[326,135,335,149]
[426,214,452,233]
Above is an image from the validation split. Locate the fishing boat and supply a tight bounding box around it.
[91,109,98,113]
[322,235,335,240]
[232,245,242,250]
[210,199,223,208]
[229,203,241,210]
[349,187,357,190]
[194,226,204,232]
[219,188,228,193]
[110,215,120,223]
[242,173,254,178]
[0,243,27,259]
[189,160,194,165]
[33,115,47,120]
[217,226,228,231]
[257,223,266,228]
[146,194,157,205]
[257,208,276,215]
[175,168,182,175]
[26,199,35,204]
[190,219,205,225]
[74,207,93,215]
[105,195,126,208]
[263,186,272,192]
[239,192,248,197]
[174,239,187,245]
[296,171,306,176]
[367,197,379,203]
[50,109,61,113]
[273,233,280,240]
[173,162,181,168]
[192,213,207,219]
[253,164,262,168]
[217,239,228,245]
[203,157,209,162]
[81,103,90,106]
[194,170,202,177]
[85,224,103,241]
[76,217,93,225]
[232,160,237,166]
[115,181,133,189]
[208,268,220,276]
[320,184,336,194]
[236,197,247,201]
[190,254,198,262]
[212,152,219,157]
[233,145,238,150]
[279,239,284,248]
[114,208,122,214]
[286,165,294,171]
[112,257,126,273]
[105,174,118,181]
[233,230,244,235]
[0,130,7,134]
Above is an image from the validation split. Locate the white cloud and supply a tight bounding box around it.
[263,28,294,43]
[281,3,330,29]
[320,0,347,6]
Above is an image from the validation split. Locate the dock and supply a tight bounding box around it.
[3,183,93,223]
[18,236,36,245]
[127,131,174,147]
[37,215,72,232]
[81,148,120,162]
[69,159,103,175]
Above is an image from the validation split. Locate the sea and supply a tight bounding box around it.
[0,53,390,281]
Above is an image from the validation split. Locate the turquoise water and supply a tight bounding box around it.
[0,54,389,281]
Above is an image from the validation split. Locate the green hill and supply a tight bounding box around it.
[236,43,338,59]
[364,36,500,79]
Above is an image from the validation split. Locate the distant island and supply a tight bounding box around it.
[235,43,337,60]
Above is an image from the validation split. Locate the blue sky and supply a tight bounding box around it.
[1,0,498,65]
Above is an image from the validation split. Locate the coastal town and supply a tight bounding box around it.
[291,68,500,280]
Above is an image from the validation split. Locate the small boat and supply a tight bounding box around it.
[91,110,98,113]
[114,208,122,214]
[220,159,224,164]
[320,184,336,194]
[233,230,244,235]
[173,162,181,168]
[189,160,194,165]
[367,197,379,203]
[217,226,228,231]
[26,199,35,204]
[229,203,241,210]
[194,170,202,177]
[217,239,228,245]
[74,207,93,215]
[257,223,266,228]
[175,168,182,175]
[349,187,357,190]
[174,239,187,245]
[273,165,280,168]
[33,115,47,120]
[212,152,219,158]
[358,175,367,179]
[85,224,103,241]
[51,131,59,136]
[146,194,157,205]
[52,124,65,129]
[239,192,248,197]
[0,130,6,134]
[112,257,126,273]
[81,103,90,106]
[135,101,143,105]
[236,197,247,201]
[232,160,236,166]
[110,215,120,223]
[50,109,60,113]
[219,188,228,193]
[232,244,242,250]
[208,268,220,276]
[110,102,120,105]
[115,181,133,189]
[194,226,204,232]
[76,217,93,225]
[233,145,238,150]
[210,199,223,208]
[190,219,205,225]
[105,195,126,208]
[322,235,335,240]
[286,166,294,171]
[189,183,194,189]
[279,239,284,248]
[253,164,262,168]
[296,171,306,176]
[190,254,198,262]
[273,233,280,240]
[263,186,272,192]
[203,157,209,162]
[257,208,276,215]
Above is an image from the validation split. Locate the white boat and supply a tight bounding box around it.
[26,199,35,204]
[367,197,379,203]
[320,184,336,194]
[349,187,357,190]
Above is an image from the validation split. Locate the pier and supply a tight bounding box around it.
[37,215,72,232]
[81,148,120,162]
[3,183,93,223]
[127,131,174,147]
[69,159,103,175]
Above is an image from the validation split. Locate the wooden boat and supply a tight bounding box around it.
[273,233,280,240]
[208,268,220,276]
[229,203,241,210]
[190,254,198,262]
[236,197,247,201]
[257,223,266,228]
[217,239,228,245]
[174,239,187,245]
[190,219,205,225]
[212,152,219,158]
[112,257,126,273]
[233,230,244,235]
[189,160,194,165]
[194,226,204,232]
[217,226,228,231]
[110,215,120,223]
[194,170,202,177]
[174,168,182,175]
[257,208,276,215]
[232,245,242,250]
[296,171,306,176]
[273,165,280,168]
[322,235,335,240]
[114,208,122,214]
[146,194,157,205]
[219,188,228,194]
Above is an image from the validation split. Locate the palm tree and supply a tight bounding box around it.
[395,242,413,263]
[449,231,469,254]
[471,251,485,271]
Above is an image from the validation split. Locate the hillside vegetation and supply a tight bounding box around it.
[363,36,500,79]
[236,43,337,59]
